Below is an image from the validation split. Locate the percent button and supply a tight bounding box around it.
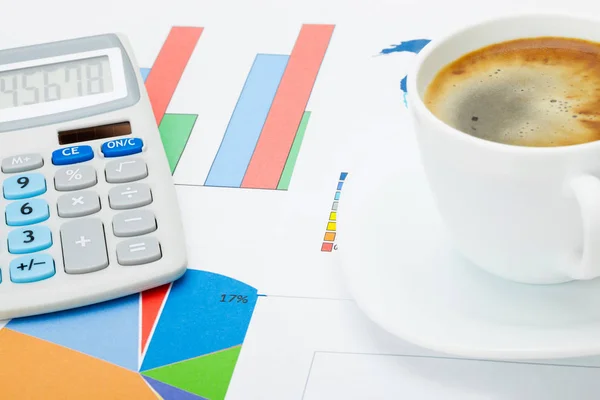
[55,165,98,191]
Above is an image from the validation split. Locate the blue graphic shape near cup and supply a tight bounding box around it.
[380,39,431,107]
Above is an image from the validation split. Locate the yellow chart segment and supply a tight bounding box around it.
[0,329,158,399]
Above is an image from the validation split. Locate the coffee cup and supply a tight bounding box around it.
[407,12,600,284]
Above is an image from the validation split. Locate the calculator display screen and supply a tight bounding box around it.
[0,56,113,110]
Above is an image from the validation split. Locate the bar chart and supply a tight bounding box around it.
[204,24,335,191]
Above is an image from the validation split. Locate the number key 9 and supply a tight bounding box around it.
[3,173,46,200]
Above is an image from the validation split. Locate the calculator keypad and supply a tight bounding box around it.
[61,218,109,274]
[6,198,50,226]
[3,173,47,200]
[55,165,97,191]
[1,136,163,287]
[105,158,148,183]
[57,191,101,218]
[8,226,53,254]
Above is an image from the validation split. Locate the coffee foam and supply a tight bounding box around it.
[424,37,600,147]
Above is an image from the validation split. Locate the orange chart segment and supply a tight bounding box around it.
[0,329,157,399]
[145,26,203,124]
[141,283,171,355]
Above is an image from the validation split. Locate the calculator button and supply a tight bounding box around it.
[10,254,55,283]
[6,199,50,226]
[61,218,109,274]
[3,173,46,200]
[55,165,97,191]
[52,145,94,165]
[8,226,52,254]
[112,210,157,237]
[57,191,101,218]
[108,183,152,210]
[105,158,148,183]
[1,154,43,173]
[101,138,144,158]
[116,236,162,266]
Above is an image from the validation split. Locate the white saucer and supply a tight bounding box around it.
[336,127,600,360]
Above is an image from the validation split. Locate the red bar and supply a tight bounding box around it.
[145,27,203,125]
[241,24,335,189]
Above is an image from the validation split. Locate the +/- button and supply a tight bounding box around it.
[10,254,55,283]
[52,146,94,165]
[101,138,143,158]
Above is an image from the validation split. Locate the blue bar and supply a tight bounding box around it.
[205,54,289,187]
[337,182,344,190]
[140,68,151,83]
[340,172,348,180]
[335,191,341,200]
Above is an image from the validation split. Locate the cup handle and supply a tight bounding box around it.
[569,174,600,280]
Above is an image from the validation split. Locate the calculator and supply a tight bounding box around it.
[0,33,188,319]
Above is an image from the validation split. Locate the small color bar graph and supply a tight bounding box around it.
[321,172,348,252]
[204,24,334,191]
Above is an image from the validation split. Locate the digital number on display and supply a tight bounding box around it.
[0,56,114,110]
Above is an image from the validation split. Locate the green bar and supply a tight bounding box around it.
[277,111,311,190]
[158,113,198,174]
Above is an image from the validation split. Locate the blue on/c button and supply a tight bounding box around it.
[52,145,94,165]
[101,138,144,158]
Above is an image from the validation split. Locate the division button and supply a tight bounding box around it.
[112,210,157,237]
[60,218,109,274]
[105,158,148,183]
[55,165,97,191]
[116,236,162,266]
[10,254,55,283]
[108,183,152,210]
[57,191,101,218]
[1,154,43,173]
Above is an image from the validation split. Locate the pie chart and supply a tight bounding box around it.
[0,269,258,399]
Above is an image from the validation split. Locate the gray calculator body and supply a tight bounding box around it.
[0,33,187,319]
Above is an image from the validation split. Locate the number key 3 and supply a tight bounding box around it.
[8,226,52,254]
[3,173,46,200]
[6,198,50,226]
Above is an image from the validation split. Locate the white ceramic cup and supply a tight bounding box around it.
[407,13,600,284]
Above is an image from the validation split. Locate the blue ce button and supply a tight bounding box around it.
[52,145,94,165]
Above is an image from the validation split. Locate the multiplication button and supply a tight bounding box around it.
[1,154,43,173]
[57,191,101,218]
[60,218,108,274]
[116,237,162,265]
[108,183,152,210]
[55,165,97,191]
[10,254,55,283]
[105,158,148,183]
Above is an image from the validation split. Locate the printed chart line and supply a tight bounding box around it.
[321,172,348,252]
[204,24,334,191]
